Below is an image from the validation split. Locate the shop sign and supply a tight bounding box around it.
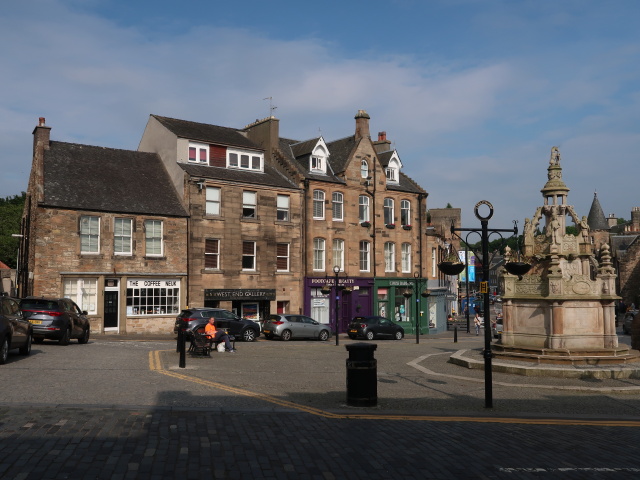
[205,289,276,301]
[127,279,180,288]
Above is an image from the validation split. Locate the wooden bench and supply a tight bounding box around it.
[189,328,236,355]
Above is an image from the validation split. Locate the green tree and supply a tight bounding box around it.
[0,193,26,268]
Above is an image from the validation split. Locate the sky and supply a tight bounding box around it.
[2,0,639,231]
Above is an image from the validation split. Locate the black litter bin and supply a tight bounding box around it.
[345,343,377,407]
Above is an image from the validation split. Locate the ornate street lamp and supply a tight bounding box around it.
[440,200,529,409]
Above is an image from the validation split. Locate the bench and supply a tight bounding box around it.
[188,328,236,355]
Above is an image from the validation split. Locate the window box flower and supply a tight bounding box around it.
[386,224,395,229]
[360,221,371,228]
[402,225,412,230]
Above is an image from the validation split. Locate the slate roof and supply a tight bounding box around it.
[587,193,609,231]
[151,115,261,151]
[42,142,189,217]
[179,162,298,190]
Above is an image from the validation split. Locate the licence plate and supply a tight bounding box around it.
[29,320,43,325]
[349,329,357,333]
[263,330,271,334]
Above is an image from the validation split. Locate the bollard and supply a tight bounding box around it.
[454,326,458,343]
[345,343,377,407]
[178,328,186,368]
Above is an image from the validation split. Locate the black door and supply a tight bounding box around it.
[104,291,119,329]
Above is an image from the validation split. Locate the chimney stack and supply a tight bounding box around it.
[354,110,370,140]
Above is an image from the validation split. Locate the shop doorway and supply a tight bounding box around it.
[104,279,120,331]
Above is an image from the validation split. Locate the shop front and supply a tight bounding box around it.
[204,288,276,327]
[305,277,373,334]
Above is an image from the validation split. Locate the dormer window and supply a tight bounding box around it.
[188,142,209,164]
[227,148,263,172]
[311,156,323,171]
[309,143,328,174]
[361,159,369,178]
[385,156,401,184]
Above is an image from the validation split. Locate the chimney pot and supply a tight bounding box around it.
[39,117,46,126]
[378,131,386,141]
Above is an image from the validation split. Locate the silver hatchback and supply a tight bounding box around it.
[262,314,331,341]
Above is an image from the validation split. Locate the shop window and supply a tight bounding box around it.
[126,279,180,315]
[63,278,98,314]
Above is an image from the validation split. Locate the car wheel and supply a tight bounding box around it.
[365,331,375,340]
[241,328,257,342]
[19,332,32,355]
[394,330,403,340]
[78,327,90,344]
[280,329,292,341]
[59,328,70,346]
[0,337,9,364]
[318,330,329,341]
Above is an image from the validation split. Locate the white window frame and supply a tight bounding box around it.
[206,187,221,216]
[126,279,181,316]
[144,220,163,257]
[313,190,325,220]
[276,195,290,222]
[401,243,412,273]
[432,247,437,277]
[311,155,324,172]
[188,141,209,164]
[242,241,256,271]
[227,148,264,172]
[313,238,325,271]
[359,241,370,272]
[243,191,257,218]
[401,200,411,226]
[361,159,369,178]
[384,198,395,225]
[205,238,220,269]
[80,216,100,254]
[114,218,132,255]
[332,239,344,272]
[359,195,370,223]
[63,278,98,314]
[332,192,344,221]
[276,243,290,272]
[384,242,395,272]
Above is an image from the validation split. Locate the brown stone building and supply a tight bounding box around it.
[19,118,189,334]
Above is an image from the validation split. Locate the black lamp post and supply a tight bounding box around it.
[322,266,348,346]
[440,200,527,409]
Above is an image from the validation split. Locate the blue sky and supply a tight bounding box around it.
[2,0,639,229]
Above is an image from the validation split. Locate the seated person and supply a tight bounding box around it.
[204,317,235,352]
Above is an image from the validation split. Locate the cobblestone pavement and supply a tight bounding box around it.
[1,330,640,479]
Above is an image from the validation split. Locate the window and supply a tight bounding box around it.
[80,216,100,254]
[188,142,208,164]
[277,195,290,221]
[361,159,369,178]
[114,218,132,255]
[311,156,323,172]
[332,192,344,221]
[359,241,370,272]
[359,195,370,223]
[63,278,98,314]
[228,149,263,171]
[401,200,411,226]
[126,279,180,315]
[384,242,395,272]
[313,238,325,271]
[385,167,397,182]
[332,239,344,272]
[206,187,221,216]
[205,239,220,269]
[432,247,437,277]
[243,191,257,218]
[401,243,412,273]
[144,220,163,256]
[384,198,395,225]
[276,243,290,272]
[313,190,325,219]
[242,241,256,270]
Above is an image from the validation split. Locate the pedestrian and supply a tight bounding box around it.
[204,317,235,352]
[474,312,483,336]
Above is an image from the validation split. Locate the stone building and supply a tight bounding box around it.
[20,118,189,334]
[609,207,640,307]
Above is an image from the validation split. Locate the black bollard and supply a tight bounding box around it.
[178,328,186,368]
[454,326,458,343]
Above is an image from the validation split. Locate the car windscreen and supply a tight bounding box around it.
[20,300,60,310]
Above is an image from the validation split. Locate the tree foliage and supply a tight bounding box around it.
[0,193,26,268]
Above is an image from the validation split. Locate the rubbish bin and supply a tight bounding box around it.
[345,343,377,407]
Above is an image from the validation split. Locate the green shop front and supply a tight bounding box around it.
[373,278,447,334]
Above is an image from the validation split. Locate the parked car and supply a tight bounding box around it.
[347,316,404,340]
[262,314,331,341]
[622,311,637,335]
[174,308,260,342]
[19,297,90,345]
[1,296,33,364]
[491,316,503,339]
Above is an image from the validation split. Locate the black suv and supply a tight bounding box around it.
[174,308,260,342]
[20,297,91,345]
[1,296,33,364]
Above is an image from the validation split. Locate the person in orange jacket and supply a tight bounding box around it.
[204,317,235,352]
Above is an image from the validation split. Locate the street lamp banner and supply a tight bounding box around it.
[204,289,276,301]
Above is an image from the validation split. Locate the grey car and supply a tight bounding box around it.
[19,297,90,345]
[1,296,33,364]
[174,308,260,342]
[262,314,331,341]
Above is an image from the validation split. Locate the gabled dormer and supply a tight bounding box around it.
[379,150,402,185]
[290,137,330,176]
